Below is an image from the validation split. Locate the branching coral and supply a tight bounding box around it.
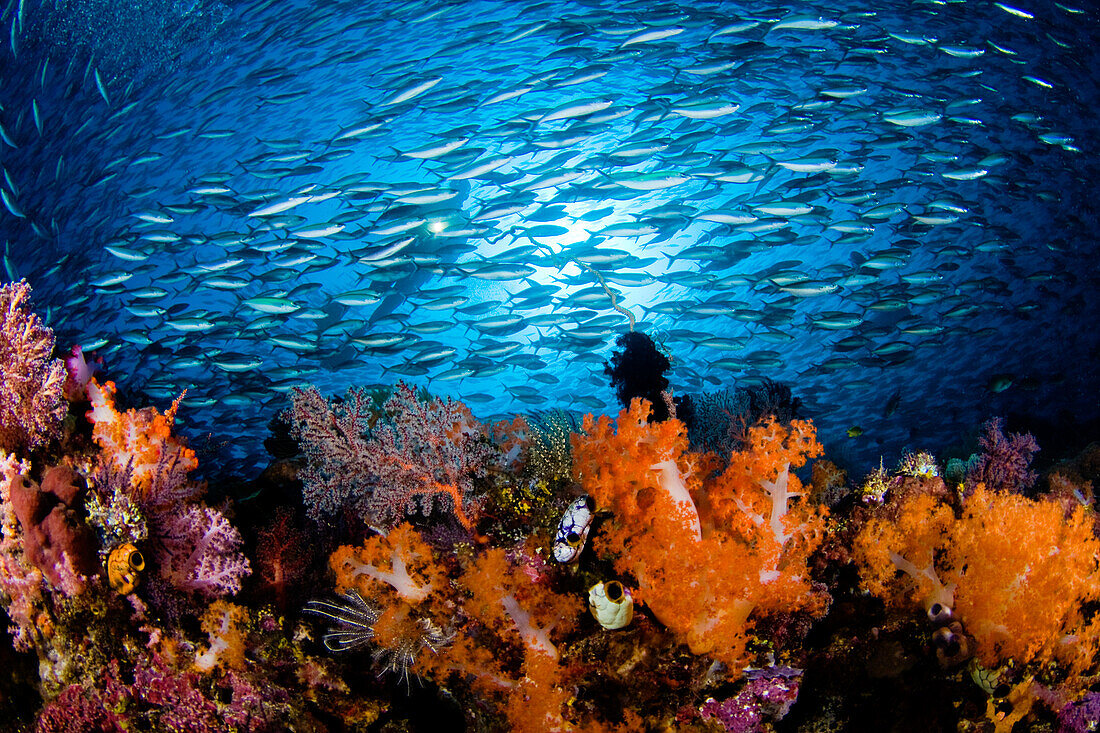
[195,600,248,672]
[854,491,958,615]
[153,505,250,600]
[289,382,496,528]
[0,279,66,453]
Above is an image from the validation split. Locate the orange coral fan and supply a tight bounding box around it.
[572,402,829,669]
[855,484,1100,670]
[86,379,196,502]
[331,523,447,605]
[502,650,574,732]
[703,418,825,546]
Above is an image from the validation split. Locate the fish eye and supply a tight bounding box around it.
[129,549,145,570]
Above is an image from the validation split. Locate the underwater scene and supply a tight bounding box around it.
[2,0,1100,729]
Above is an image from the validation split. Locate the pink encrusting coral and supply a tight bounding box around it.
[0,280,66,453]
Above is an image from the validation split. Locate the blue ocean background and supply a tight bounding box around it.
[1,0,1097,479]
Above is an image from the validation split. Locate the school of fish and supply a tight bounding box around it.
[0,0,1097,473]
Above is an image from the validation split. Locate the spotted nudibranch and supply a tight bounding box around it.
[552,495,595,563]
[588,580,633,630]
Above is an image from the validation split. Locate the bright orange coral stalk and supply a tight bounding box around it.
[331,523,446,605]
[572,401,829,669]
[86,379,196,502]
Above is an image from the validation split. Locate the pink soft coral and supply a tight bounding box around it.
[965,417,1040,494]
[0,280,66,453]
[153,505,250,600]
[289,382,495,528]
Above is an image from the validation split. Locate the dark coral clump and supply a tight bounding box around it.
[604,332,673,422]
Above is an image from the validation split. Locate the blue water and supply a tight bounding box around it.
[2,0,1097,478]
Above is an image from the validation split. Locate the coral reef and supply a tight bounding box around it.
[966,416,1041,494]
[3,286,1100,732]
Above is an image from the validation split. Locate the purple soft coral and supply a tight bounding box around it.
[0,279,66,452]
[966,417,1040,494]
[153,505,250,599]
[1058,691,1100,733]
[700,667,802,733]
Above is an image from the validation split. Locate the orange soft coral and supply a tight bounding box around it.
[86,379,196,502]
[331,523,447,605]
[461,547,581,662]
[459,547,583,730]
[951,485,1100,668]
[194,600,248,673]
[855,484,1100,670]
[853,491,958,614]
[572,398,703,546]
[572,402,829,669]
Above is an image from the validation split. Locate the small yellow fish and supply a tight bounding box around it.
[847,426,864,438]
